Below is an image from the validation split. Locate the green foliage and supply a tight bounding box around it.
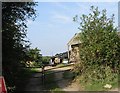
[21,47,43,67]
[2,2,37,92]
[51,88,65,93]
[63,70,74,79]
[26,47,42,62]
[73,6,120,89]
[15,68,40,91]
[42,56,51,65]
[44,71,60,91]
[45,71,65,93]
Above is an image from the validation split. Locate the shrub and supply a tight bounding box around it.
[73,6,120,84]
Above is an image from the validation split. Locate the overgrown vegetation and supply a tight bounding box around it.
[44,71,62,92]
[6,67,39,93]
[2,2,38,92]
[24,47,42,67]
[42,56,51,65]
[63,70,74,79]
[15,68,39,92]
[73,6,120,90]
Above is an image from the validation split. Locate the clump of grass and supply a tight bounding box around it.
[73,65,118,91]
[51,88,65,93]
[44,71,60,91]
[63,70,75,79]
[55,63,73,68]
[15,68,40,91]
[78,74,118,91]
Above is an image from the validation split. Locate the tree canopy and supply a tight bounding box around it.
[2,2,37,92]
[26,47,42,62]
[73,6,120,83]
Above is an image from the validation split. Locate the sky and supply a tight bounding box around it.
[27,1,118,56]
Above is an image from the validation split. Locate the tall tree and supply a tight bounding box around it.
[73,6,120,82]
[2,2,37,92]
[26,47,42,62]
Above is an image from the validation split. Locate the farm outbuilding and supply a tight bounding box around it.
[67,33,81,63]
[67,31,120,63]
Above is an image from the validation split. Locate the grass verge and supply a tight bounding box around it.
[63,70,75,79]
[78,75,118,91]
[44,71,65,93]
[15,68,40,91]
[52,63,73,69]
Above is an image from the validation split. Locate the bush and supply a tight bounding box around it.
[73,6,120,85]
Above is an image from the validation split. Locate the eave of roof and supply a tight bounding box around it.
[67,33,81,46]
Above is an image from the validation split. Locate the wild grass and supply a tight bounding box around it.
[44,71,59,90]
[78,74,118,91]
[63,70,74,79]
[15,67,40,91]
